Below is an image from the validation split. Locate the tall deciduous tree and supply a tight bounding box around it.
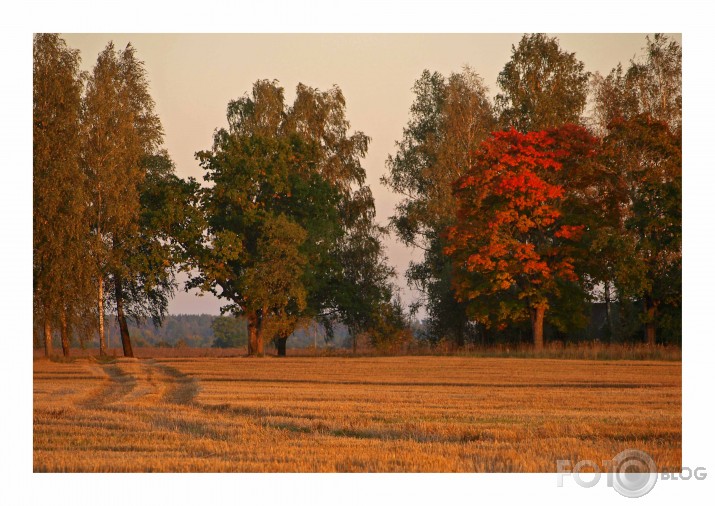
[597,116,681,345]
[192,81,301,356]
[193,80,396,356]
[589,34,681,343]
[445,126,598,349]
[283,83,394,347]
[382,67,495,345]
[496,34,590,132]
[83,42,166,356]
[108,152,202,356]
[33,34,93,357]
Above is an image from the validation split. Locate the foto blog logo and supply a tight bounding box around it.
[557,449,707,498]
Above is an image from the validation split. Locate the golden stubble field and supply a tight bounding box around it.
[33,356,681,472]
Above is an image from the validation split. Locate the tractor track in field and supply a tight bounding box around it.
[78,359,200,409]
[153,361,201,405]
[80,363,138,408]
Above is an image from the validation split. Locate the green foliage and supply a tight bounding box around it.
[82,42,189,355]
[496,34,590,132]
[112,152,202,327]
[192,79,396,352]
[588,35,681,343]
[382,67,495,346]
[333,228,396,341]
[191,82,309,328]
[598,115,681,338]
[368,296,413,353]
[242,214,308,335]
[383,68,495,241]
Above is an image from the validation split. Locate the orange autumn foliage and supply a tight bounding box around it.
[444,126,597,326]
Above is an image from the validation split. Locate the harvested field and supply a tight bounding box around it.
[33,356,681,472]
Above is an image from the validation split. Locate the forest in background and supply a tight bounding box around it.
[33,314,357,350]
[33,298,679,352]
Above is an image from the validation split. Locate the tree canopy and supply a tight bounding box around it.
[191,79,398,355]
[445,125,598,349]
[33,33,680,355]
[382,67,496,346]
[592,34,681,135]
[496,34,590,132]
[594,116,681,344]
[82,42,180,357]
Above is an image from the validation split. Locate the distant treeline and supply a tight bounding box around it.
[33,314,358,350]
[33,297,679,352]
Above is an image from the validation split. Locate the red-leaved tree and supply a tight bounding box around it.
[444,126,597,349]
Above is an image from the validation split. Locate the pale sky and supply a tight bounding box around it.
[61,33,681,316]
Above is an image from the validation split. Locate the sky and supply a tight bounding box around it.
[61,33,681,316]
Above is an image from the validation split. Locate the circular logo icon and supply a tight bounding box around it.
[611,449,658,498]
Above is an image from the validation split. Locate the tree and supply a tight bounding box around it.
[33,34,93,357]
[592,34,681,136]
[192,80,395,356]
[108,152,202,356]
[368,295,412,353]
[445,125,598,349]
[192,81,305,356]
[332,194,396,353]
[597,116,681,345]
[242,214,308,355]
[82,42,166,357]
[496,34,590,132]
[382,67,496,346]
[283,83,393,347]
[589,35,681,343]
